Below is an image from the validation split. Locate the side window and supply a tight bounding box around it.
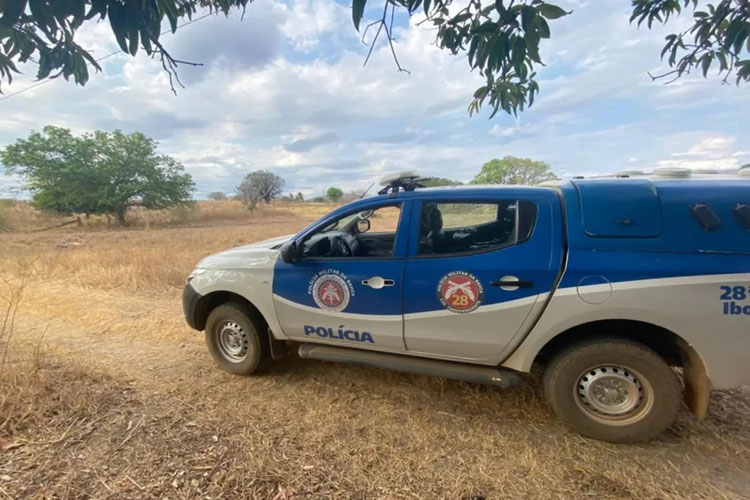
[301,204,403,259]
[368,206,401,233]
[417,200,537,256]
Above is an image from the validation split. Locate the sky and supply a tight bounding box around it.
[1,0,749,199]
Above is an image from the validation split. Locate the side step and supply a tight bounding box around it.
[297,343,522,388]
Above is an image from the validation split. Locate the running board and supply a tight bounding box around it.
[297,344,522,388]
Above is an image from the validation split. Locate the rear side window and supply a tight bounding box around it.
[417,200,538,256]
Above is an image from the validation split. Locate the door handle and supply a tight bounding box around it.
[362,276,395,289]
[490,276,534,289]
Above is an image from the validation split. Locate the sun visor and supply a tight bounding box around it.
[573,180,663,238]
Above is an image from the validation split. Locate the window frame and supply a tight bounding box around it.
[294,200,409,262]
[409,198,539,259]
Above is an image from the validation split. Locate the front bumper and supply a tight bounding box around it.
[182,282,203,330]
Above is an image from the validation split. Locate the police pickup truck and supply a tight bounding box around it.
[183,169,750,443]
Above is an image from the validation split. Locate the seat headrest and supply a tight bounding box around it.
[427,207,443,233]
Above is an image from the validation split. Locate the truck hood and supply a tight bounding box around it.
[196,234,293,270]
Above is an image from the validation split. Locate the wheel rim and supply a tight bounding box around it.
[574,365,653,425]
[216,321,249,363]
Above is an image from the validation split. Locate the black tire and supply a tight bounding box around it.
[543,338,681,443]
[204,302,270,375]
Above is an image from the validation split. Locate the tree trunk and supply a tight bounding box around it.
[115,208,128,226]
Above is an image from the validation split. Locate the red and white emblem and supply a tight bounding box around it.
[311,273,350,312]
[437,271,484,313]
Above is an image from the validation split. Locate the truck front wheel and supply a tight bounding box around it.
[205,302,269,375]
[543,338,681,443]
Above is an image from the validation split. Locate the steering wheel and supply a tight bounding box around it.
[330,235,352,257]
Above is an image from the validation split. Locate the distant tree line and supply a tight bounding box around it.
[1,124,560,225]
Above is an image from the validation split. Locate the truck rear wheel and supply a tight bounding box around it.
[205,302,269,375]
[543,338,681,443]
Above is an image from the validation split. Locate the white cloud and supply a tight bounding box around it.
[0,0,748,199]
[645,133,746,171]
[278,0,351,50]
[685,136,736,156]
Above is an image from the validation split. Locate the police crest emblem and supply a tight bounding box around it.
[437,271,484,313]
[310,271,352,312]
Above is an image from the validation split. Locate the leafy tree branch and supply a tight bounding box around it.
[0,0,748,116]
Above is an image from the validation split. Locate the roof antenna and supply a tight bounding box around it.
[359,182,375,199]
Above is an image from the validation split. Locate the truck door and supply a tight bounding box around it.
[272,200,411,351]
[402,195,562,362]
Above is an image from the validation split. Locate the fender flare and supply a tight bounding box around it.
[677,338,711,419]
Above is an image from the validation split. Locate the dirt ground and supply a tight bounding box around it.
[1,203,749,499]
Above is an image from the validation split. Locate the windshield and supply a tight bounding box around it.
[321,210,365,232]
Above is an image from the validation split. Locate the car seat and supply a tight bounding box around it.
[419,204,444,253]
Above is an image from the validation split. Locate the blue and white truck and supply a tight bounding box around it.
[183,169,750,442]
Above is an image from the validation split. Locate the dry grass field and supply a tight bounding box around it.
[1,201,749,499]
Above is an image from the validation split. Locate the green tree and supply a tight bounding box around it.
[295,192,304,201]
[1,126,194,225]
[236,170,284,208]
[207,191,228,201]
[326,187,344,202]
[421,177,462,187]
[472,156,557,185]
[1,1,747,116]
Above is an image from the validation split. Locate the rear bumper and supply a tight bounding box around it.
[182,283,203,330]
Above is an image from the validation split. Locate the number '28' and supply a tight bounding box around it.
[720,286,747,300]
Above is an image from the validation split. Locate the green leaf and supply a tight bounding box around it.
[156,0,178,32]
[526,31,541,63]
[736,60,750,84]
[85,0,108,20]
[128,8,140,56]
[521,5,534,33]
[129,27,139,56]
[511,36,526,74]
[28,0,54,36]
[352,0,366,31]
[732,25,748,55]
[537,3,568,20]
[537,17,550,38]
[140,27,153,53]
[79,46,102,72]
[472,21,498,34]
[108,3,130,54]
[473,85,488,99]
[449,12,471,25]
[723,18,742,51]
[0,0,28,28]
[716,51,728,71]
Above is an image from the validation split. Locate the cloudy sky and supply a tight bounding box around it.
[1,0,749,199]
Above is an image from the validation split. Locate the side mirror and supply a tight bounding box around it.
[357,218,371,233]
[280,240,300,263]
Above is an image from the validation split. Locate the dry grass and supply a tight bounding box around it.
[0,199,333,232]
[0,202,332,294]
[0,204,749,499]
